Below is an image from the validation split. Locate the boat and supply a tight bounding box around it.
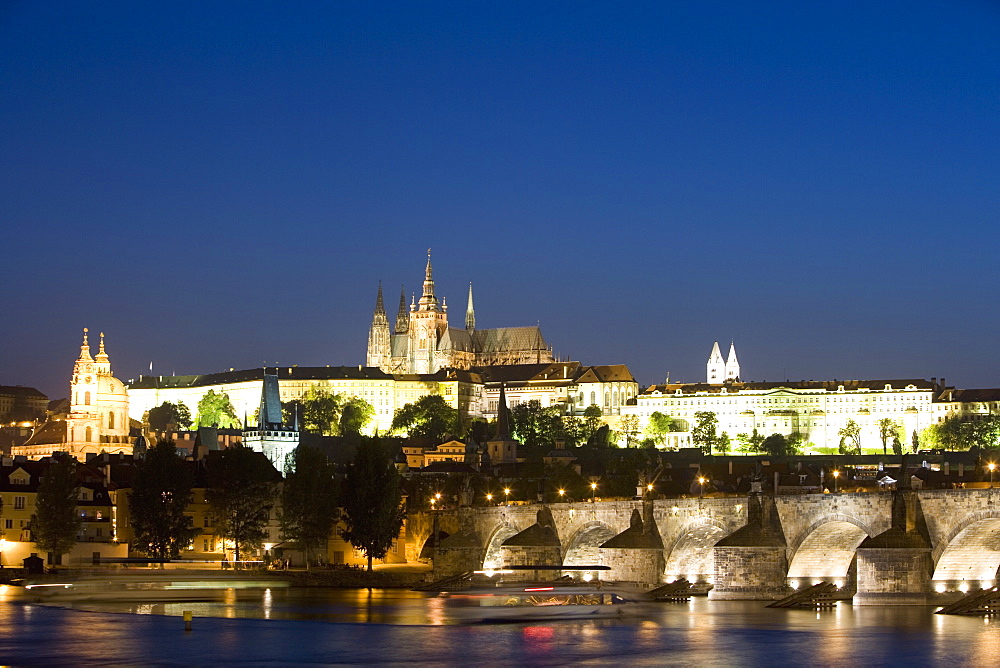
[443,584,640,623]
[24,571,289,603]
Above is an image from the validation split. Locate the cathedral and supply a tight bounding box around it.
[367,252,554,374]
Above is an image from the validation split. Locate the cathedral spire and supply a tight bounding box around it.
[395,285,409,334]
[78,327,93,362]
[419,248,438,309]
[466,282,475,331]
[374,281,386,317]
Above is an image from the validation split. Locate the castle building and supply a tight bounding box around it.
[14,329,131,460]
[366,251,554,374]
[127,366,482,435]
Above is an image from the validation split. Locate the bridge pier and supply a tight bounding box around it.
[500,507,562,581]
[600,506,664,584]
[854,491,932,605]
[710,494,789,600]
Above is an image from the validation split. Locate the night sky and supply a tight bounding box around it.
[2,2,998,400]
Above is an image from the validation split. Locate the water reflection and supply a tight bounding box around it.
[5,585,1000,665]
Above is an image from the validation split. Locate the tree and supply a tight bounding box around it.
[692,411,719,454]
[509,400,563,448]
[279,446,340,569]
[716,431,732,454]
[736,429,764,453]
[786,432,806,455]
[877,418,900,456]
[582,405,604,442]
[560,417,585,447]
[962,416,1000,450]
[341,438,405,572]
[299,388,344,436]
[197,389,240,429]
[128,439,199,563]
[761,433,788,456]
[340,396,375,436]
[646,412,675,447]
[391,395,458,441]
[206,445,278,567]
[31,456,82,561]
[911,429,920,453]
[620,415,641,448]
[838,420,862,455]
[928,415,964,450]
[148,401,193,431]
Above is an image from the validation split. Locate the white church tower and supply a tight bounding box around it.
[707,341,726,384]
[725,341,740,382]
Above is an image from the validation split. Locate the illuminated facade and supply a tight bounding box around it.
[625,378,947,450]
[127,366,482,435]
[367,252,553,374]
[14,329,131,460]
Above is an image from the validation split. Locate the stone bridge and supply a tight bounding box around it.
[407,489,1000,604]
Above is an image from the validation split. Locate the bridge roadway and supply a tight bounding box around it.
[407,489,1000,603]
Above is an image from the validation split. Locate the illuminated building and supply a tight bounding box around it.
[241,374,298,469]
[367,251,553,374]
[14,329,131,460]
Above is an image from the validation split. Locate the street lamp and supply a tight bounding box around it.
[503,487,511,506]
[989,463,996,488]
[698,476,707,498]
[832,469,840,493]
[558,488,566,501]
[429,497,436,510]
[647,483,654,494]
[486,493,493,505]
[590,481,598,503]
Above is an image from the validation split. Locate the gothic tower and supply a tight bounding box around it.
[366,282,391,368]
[707,341,726,384]
[408,249,449,373]
[725,341,740,382]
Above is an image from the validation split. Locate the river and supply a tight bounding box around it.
[1,585,998,665]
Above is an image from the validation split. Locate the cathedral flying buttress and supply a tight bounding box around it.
[366,252,554,374]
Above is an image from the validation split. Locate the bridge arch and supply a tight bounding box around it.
[417,530,451,560]
[786,516,871,589]
[664,517,729,584]
[932,509,1000,590]
[482,524,520,569]
[562,521,615,578]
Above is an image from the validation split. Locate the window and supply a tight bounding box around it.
[14,496,25,510]
[4,519,11,529]
[108,412,115,429]
[85,391,91,405]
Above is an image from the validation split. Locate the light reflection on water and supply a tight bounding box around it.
[4,585,1000,665]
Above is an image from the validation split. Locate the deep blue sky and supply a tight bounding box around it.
[2,1,998,399]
